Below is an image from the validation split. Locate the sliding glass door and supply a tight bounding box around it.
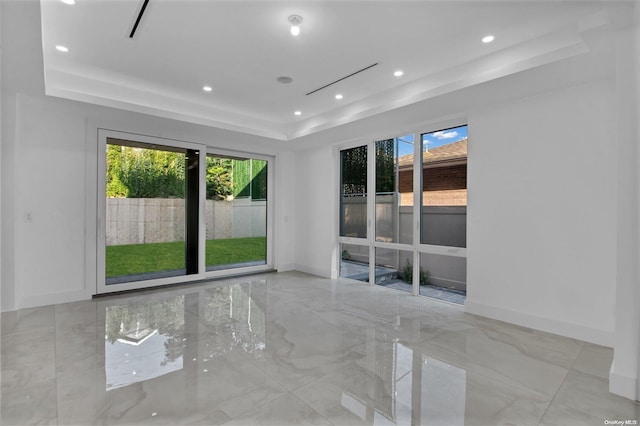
[97,131,273,294]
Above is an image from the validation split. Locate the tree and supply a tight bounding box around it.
[376,139,395,193]
[206,157,233,200]
[340,141,396,195]
[106,144,260,200]
[341,145,367,195]
[106,144,186,198]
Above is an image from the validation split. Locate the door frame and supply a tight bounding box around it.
[96,129,275,295]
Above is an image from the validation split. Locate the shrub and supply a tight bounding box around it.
[401,259,430,284]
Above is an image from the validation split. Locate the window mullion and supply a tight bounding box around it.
[412,132,421,296]
[368,140,376,286]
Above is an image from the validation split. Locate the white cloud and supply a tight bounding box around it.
[431,130,458,139]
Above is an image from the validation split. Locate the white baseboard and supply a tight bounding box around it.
[293,264,331,278]
[276,263,296,272]
[464,299,614,347]
[17,289,93,310]
[609,362,639,401]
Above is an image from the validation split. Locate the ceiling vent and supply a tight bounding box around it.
[306,63,378,96]
[129,0,150,38]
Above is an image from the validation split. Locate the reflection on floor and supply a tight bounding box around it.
[2,271,637,425]
[382,281,467,305]
[341,260,466,305]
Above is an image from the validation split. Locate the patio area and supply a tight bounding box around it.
[340,260,466,305]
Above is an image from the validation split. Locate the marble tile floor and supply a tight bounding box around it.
[1,271,638,425]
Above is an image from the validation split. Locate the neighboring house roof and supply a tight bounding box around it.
[398,139,467,169]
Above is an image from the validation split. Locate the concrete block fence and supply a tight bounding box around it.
[106,198,266,246]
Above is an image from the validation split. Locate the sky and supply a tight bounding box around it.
[396,125,468,157]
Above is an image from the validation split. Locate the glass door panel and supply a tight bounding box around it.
[205,155,267,271]
[105,140,188,284]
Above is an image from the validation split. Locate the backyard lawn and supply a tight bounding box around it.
[106,237,266,277]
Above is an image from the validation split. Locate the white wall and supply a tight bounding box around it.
[610,20,640,401]
[11,94,92,308]
[0,0,3,312]
[293,145,338,278]
[465,80,617,346]
[274,150,296,272]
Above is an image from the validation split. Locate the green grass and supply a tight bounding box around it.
[106,237,266,277]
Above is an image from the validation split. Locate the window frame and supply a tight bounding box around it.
[336,119,468,298]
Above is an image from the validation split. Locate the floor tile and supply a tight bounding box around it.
[222,392,332,425]
[1,305,55,336]
[572,343,614,380]
[0,271,633,425]
[541,370,640,424]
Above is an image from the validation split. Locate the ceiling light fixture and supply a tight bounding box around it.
[202,86,212,92]
[482,35,495,43]
[394,70,404,77]
[60,0,75,4]
[55,45,69,52]
[288,15,303,36]
[335,94,343,100]
[294,111,302,116]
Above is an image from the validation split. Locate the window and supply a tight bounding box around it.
[340,145,368,239]
[421,125,468,248]
[337,124,468,304]
[375,135,414,244]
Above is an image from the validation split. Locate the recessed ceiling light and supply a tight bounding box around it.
[60,0,75,4]
[55,45,69,52]
[294,111,302,116]
[277,76,293,84]
[202,85,213,92]
[482,35,495,43]
[335,94,343,100]
[288,15,303,36]
[394,70,404,77]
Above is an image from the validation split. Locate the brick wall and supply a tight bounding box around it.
[398,164,467,206]
[400,189,467,206]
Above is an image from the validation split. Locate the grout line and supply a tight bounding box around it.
[537,341,586,424]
